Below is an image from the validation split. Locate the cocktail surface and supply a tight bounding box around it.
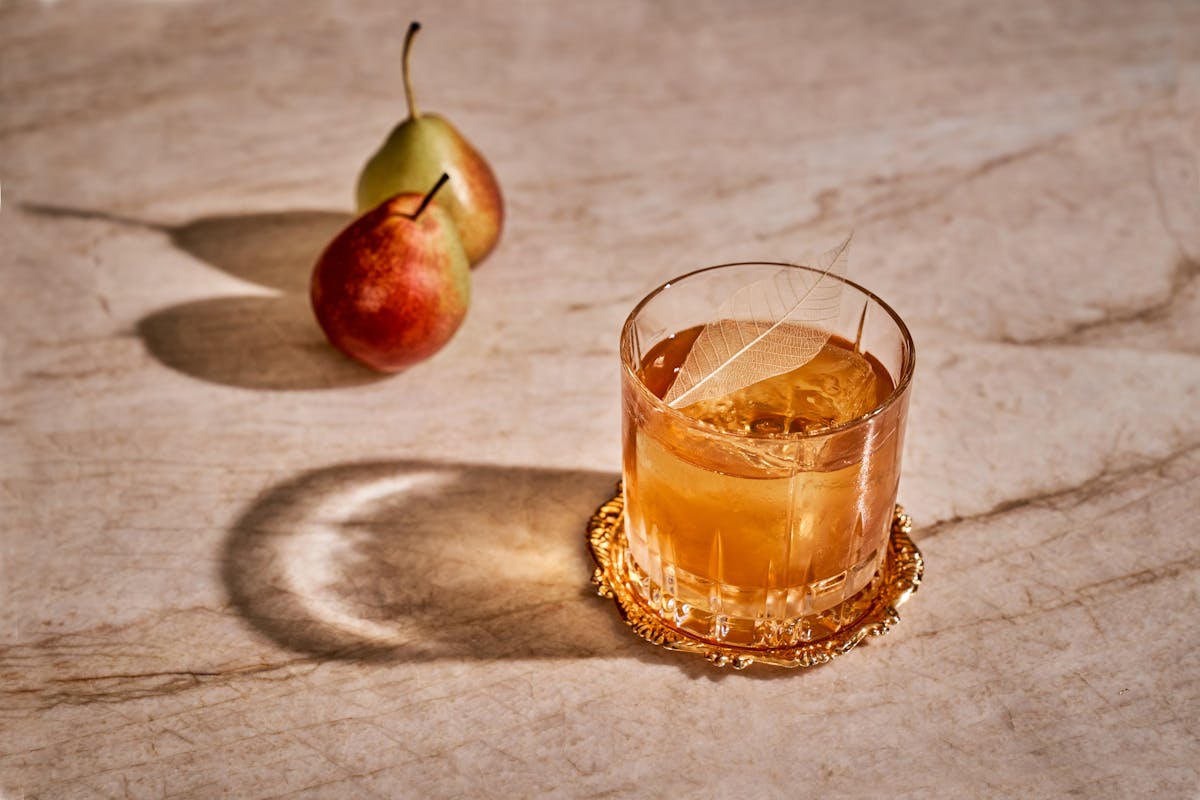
[638,324,895,435]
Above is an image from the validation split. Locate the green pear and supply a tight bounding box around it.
[313,174,471,372]
[356,22,503,267]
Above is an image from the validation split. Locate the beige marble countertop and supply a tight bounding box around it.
[3,1,1199,797]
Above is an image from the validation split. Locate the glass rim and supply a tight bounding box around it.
[620,261,917,441]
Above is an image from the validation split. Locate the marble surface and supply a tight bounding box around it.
[3,1,1199,797]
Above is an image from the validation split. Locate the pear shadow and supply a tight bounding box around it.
[21,203,351,292]
[223,461,656,663]
[137,294,384,391]
[21,202,380,390]
[169,210,351,292]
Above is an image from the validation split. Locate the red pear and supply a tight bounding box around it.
[311,175,470,372]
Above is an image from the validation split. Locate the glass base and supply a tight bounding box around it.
[587,484,923,670]
[626,559,884,648]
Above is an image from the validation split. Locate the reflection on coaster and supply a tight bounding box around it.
[586,486,923,670]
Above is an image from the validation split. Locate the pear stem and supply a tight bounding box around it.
[410,173,449,221]
[403,21,421,119]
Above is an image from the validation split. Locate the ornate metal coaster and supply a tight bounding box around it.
[587,486,923,670]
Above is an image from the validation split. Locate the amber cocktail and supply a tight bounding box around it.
[620,263,915,648]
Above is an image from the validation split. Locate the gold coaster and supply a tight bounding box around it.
[587,486,923,670]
